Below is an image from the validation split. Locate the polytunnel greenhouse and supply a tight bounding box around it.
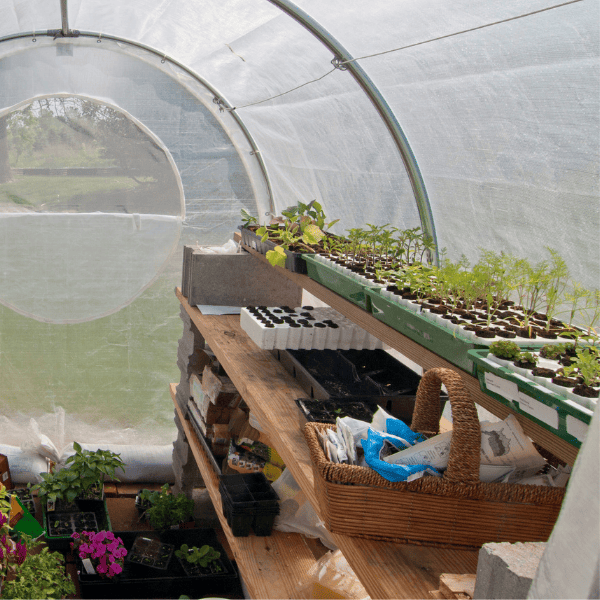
[0,0,598,598]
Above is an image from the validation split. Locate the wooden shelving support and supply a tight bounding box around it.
[175,290,479,600]
[171,384,318,600]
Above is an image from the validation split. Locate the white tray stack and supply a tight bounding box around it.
[240,305,385,350]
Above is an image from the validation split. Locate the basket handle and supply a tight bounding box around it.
[411,368,481,485]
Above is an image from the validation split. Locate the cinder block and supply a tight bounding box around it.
[474,542,546,599]
[181,246,302,307]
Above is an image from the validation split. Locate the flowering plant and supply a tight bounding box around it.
[71,530,127,579]
[0,486,27,580]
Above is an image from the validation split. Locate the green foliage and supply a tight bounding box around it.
[1,535,76,600]
[562,345,600,386]
[65,442,125,494]
[265,245,287,268]
[145,484,195,532]
[175,544,221,570]
[489,340,522,361]
[517,351,539,365]
[31,443,125,504]
[240,208,258,227]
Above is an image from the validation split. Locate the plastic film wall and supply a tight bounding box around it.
[0,0,598,449]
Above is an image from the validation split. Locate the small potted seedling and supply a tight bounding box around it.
[175,543,224,577]
[513,351,539,370]
[145,484,195,532]
[135,488,160,518]
[489,340,522,364]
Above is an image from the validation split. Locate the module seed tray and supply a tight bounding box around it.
[366,287,549,375]
[240,305,383,350]
[468,349,593,448]
[303,254,382,311]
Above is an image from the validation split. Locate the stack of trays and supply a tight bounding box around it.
[219,473,280,537]
[240,305,384,350]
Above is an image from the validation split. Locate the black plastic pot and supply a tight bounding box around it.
[219,473,280,537]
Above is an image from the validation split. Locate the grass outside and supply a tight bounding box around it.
[0,175,146,207]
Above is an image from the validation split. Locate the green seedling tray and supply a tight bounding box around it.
[468,349,593,448]
[42,499,112,551]
[365,288,551,375]
[303,255,380,311]
[366,287,491,374]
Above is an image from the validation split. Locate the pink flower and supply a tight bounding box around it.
[96,562,107,574]
[108,562,122,577]
[71,532,80,539]
[94,531,107,542]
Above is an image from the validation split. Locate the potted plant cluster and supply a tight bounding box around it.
[31,442,124,548]
[72,530,127,582]
[143,484,195,532]
[239,202,339,273]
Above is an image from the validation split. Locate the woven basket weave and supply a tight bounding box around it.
[304,367,565,548]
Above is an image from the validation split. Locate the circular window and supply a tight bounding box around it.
[0,95,184,323]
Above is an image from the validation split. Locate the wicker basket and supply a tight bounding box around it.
[304,367,565,549]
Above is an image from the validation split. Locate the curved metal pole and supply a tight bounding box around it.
[0,31,275,216]
[60,0,70,36]
[267,0,438,260]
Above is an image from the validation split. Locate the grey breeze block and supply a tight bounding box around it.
[182,245,302,308]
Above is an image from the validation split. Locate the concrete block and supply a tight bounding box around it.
[181,246,302,307]
[474,542,546,599]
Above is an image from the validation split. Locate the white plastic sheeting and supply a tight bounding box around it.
[0,0,598,449]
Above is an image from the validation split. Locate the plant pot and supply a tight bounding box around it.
[219,473,280,538]
[239,225,310,273]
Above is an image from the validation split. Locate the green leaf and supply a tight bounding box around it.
[73,441,82,453]
[302,224,325,245]
[266,246,287,268]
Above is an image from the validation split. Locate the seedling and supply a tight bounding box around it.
[489,340,521,361]
[175,544,222,572]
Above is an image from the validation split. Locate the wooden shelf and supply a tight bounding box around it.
[171,384,318,600]
[175,289,479,600]
[235,244,580,467]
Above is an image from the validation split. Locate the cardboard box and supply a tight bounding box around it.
[0,454,13,490]
[201,366,242,408]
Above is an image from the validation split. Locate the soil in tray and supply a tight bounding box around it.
[296,398,376,423]
[178,556,230,577]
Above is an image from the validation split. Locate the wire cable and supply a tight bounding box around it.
[229,0,584,110]
[340,0,584,66]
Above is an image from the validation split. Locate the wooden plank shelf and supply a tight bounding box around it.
[235,243,580,467]
[171,384,318,600]
[175,290,479,600]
